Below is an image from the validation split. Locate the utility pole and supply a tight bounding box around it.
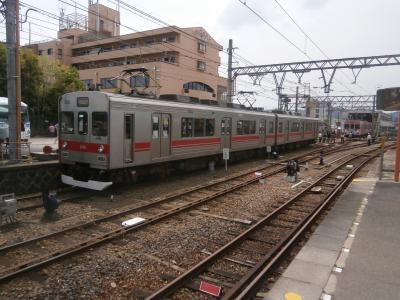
[227,39,233,103]
[5,0,21,160]
[295,86,299,114]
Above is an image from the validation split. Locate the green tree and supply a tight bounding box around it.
[0,43,8,97]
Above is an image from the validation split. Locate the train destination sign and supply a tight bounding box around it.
[376,87,400,111]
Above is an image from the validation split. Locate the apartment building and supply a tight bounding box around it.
[26,2,227,102]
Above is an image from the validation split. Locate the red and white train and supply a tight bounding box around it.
[59,92,319,190]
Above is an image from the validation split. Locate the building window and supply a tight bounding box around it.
[82,79,93,90]
[130,42,138,48]
[100,78,117,89]
[119,44,129,50]
[183,82,214,93]
[197,60,206,71]
[47,48,53,55]
[99,20,104,31]
[198,40,206,53]
[57,48,63,58]
[163,56,176,63]
[127,57,136,65]
[130,75,149,88]
[38,50,43,56]
[145,39,155,46]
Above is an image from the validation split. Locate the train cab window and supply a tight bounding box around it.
[205,119,215,136]
[181,118,193,137]
[92,112,108,136]
[269,121,274,133]
[194,118,205,137]
[77,112,88,135]
[77,97,89,107]
[162,117,169,138]
[61,112,74,134]
[278,122,283,133]
[152,116,160,139]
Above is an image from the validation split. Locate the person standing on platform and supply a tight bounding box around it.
[367,132,372,146]
[341,132,345,143]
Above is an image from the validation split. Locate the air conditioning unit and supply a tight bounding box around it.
[184,88,189,93]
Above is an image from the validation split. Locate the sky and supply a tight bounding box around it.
[1,0,400,109]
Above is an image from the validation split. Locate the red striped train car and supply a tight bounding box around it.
[59,91,319,190]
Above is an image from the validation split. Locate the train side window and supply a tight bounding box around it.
[152,116,160,139]
[278,122,283,133]
[291,122,300,132]
[269,121,274,133]
[181,118,193,137]
[194,118,205,137]
[259,121,265,134]
[205,119,215,136]
[249,121,256,134]
[78,112,88,135]
[92,112,108,136]
[237,120,243,135]
[61,112,74,134]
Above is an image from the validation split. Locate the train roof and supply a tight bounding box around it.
[0,97,28,107]
[66,92,318,121]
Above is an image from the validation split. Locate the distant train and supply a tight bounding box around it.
[59,92,319,190]
[0,97,31,141]
[343,119,372,137]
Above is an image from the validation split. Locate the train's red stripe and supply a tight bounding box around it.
[172,137,221,148]
[135,142,151,152]
[59,140,109,154]
[232,135,259,142]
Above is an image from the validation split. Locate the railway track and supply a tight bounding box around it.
[15,187,91,211]
[145,145,386,300]
[0,143,365,282]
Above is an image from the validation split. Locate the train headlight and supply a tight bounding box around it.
[62,142,68,149]
[98,145,105,153]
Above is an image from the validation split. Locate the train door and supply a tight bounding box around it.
[259,119,266,146]
[124,114,134,162]
[221,117,232,149]
[151,113,171,159]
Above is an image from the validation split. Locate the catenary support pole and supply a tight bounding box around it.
[5,0,21,160]
[395,112,400,182]
[227,39,233,103]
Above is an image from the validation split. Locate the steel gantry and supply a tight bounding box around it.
[232,54,400,94]
[283,95,376,111]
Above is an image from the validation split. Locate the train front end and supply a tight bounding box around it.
[59,91,112,190]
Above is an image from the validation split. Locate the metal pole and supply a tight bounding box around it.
[5,0,21,160]
[295,86,299,114]
[15,0,21,158]
[227,39,233,103]
[395,112,400,182]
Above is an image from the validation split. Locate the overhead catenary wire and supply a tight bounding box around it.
[236,0,360,96]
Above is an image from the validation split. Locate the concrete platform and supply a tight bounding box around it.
[265,149,400,300]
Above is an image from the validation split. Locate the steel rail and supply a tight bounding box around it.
[0,144,362,282]
[145,146,383,300]
[1,144,337,254]
[0,144,350,282]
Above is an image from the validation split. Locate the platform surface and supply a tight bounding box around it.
[265,148,400,300]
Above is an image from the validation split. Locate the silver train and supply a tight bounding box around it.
[59,91,319,190]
